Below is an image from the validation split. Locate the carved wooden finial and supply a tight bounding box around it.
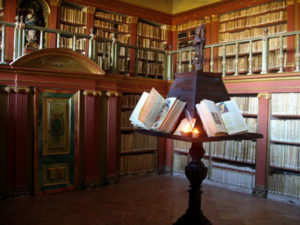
[193,24,206,72]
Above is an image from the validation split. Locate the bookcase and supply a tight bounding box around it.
[59,2,87,54]
[120,93,158,176]
[94,9,131,73]
[217,0,287,74]
[136,20,167,79]
[172,95,259,190]
[176,19,205,73]
[268,93,300,199]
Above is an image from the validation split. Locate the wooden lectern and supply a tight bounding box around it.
[138,70,263,225]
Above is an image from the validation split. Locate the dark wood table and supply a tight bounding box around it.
[138,130,263,225]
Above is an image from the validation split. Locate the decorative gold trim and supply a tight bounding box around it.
[223,74,300,83]
[106,91,120,97]
[211,15,218,22]
[257,93,271,99]
[83,90,102,96]
[50,0,60,7]
[287,0,295,5]
[130,16,138,24]
[205,16,211,24]
[167,25,177,32]
[87,6,96,14]
[5,86,31,93]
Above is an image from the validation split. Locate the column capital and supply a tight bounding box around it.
[287,0,295,5]
[83,90,102,96]
[130,16,138,24]
[50,0,60,7]
[205,16,211,24]
[4,86,31,94]
[257,93,271,100]
[167,25,177,32]
[211,15,218,22]
[87,6,96,14]
[106,91,121,97]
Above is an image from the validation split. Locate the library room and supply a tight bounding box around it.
[0,0,300,224]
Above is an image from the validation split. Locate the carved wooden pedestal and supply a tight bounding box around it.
[173,143,211,225]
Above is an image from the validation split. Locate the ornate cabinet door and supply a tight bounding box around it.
[35,90,80,194]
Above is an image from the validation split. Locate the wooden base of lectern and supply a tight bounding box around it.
[173,143,212,225]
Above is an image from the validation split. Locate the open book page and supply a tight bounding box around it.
[196,99,227,137]
[153,99,186,133]
[129,92,149,129]
[216,100,248,135]
[138,88,165,129]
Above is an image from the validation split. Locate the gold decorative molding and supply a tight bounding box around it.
[83,90,102,96]
[50,0,60,7]
[287,0,295,5]
[87,6,96,14]
[4,86,31,94]
[211,15,218,22]
[167,25,177,32]
[106,91,120,97]
[205,16,211,24]
[257,93,271,99]
[130,16,138,24]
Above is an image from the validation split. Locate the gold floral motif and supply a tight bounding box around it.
[4,86,31,93]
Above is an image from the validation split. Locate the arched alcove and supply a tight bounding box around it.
[11,48,105,75]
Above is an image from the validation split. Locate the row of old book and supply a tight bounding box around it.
[173,140,210,154]
[122,94,141,109]
[219,0,286,22]
[59,24,86,34]
[96,57,110,71]
[94,20,130,33]
[95,10,130,24]
[208,140,257,163]
[271,93,300,115]
[270,143,300,170]
[177,19,204,32]
[268,173,300,198]
[219,11,286,32]
[120,153,156,175]
[270,120,300,143]
[120,133,157,153]
[95,30,130,43]
[136,61,164,76]
[136,51,164,62]
[59,37,86,51]
[137,37,166,50]
[60,6,87,25]
[230,97,258,115]
[219,24,287,42]
[217,38,288,56]
[137,22,167,41]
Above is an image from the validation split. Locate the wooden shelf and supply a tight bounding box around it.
[94,16,130,25]
[204,155,255,166]
[270,166,300,174]
[60,20,86,27]
[271,114,300,119]
[121,128,136,132]
[137,35,167,43]
[94,26,129,35]
[270,140,300,146]
[120,149,157,155]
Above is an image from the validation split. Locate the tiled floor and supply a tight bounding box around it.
[1,174,300,225]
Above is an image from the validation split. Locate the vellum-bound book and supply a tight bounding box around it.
[130,88,186,133]
[196,99,248,137]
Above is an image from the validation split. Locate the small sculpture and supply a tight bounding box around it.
[193,24,206,71]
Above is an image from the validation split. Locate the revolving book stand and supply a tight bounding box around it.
[138,70,263,225]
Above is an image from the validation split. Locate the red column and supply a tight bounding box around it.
[48,0,60,48]
[165,139,173,172]
[129,16,138,76]
[106,91,121,181]
[204,16,211,72]
[83,91,101,186]
[297,0,300,31]
[4,0,17,62]
[286,0,296,71]
[211,15,219,72]
[169,25,178,74]
[6,86,31,195]
[254,93,271,197]
[157,137,166,173]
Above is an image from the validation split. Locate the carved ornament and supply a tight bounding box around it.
[83,90,102,96]
[205,16,211,24]
[287,0,294,5]
[106,91,120,97]
[211,15,218,22]
[257,93,271,99]
[50,0,60,7]
[167,25,177,32]
[5,86,31,93]
[87,6,96,14]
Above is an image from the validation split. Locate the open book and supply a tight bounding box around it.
[129,88,186,133]
[196,99,248,137]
